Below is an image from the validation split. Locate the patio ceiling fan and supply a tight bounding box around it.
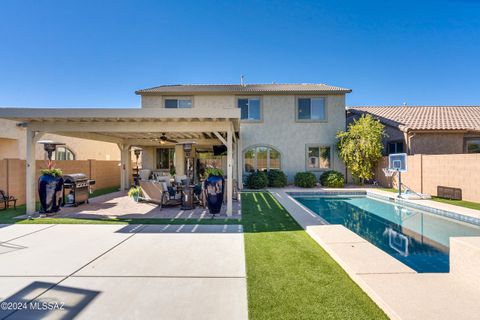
[157,133,178,144]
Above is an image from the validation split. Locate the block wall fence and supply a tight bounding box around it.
[375,154,480,203]
[0,159,121,205]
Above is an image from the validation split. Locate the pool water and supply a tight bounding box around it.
[293,195,480,273]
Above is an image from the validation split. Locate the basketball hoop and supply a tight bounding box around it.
[388,153,408,198]
[382,168,394,177]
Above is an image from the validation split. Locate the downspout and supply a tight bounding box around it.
[407,131,416,155]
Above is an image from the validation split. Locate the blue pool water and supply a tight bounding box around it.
[293,195,480,273]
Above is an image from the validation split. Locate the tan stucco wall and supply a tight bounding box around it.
[0,159,120,205]
[0,119,120,160]
[411,133,466,154]
[141,94,347,181]
[380,123,480,155]
[240,95,346,181]
[376,154,480,202]
[141,95,236,110]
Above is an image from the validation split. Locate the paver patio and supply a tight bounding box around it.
[55,191,242,220]
[0,224,247,320]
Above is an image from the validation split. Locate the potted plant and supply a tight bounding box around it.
[128,186,141,202]
[203,167,225,215]
[38,167,64,215]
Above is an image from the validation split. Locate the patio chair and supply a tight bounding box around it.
[138,181,181,208]
[0,190,17,210]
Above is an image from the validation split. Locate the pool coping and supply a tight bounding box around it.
[268,187,480,320]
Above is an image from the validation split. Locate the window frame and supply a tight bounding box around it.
[163,96,194,109]
[305,144,332,171]
[51,146,76,161]
[243,145,281,173]
[295,96,328,122]
[464,137,480,154]
[387,141,405,155]
[155,147,176,170]
[237,96,263,122]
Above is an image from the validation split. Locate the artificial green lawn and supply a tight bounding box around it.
[378,187,480,211]
[242,192,387,320]
[0,186,240,225]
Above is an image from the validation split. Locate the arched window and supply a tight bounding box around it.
[244,146,281,172]
[52,147,75,160]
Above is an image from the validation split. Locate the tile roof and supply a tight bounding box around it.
[348,106,480,132]
[135,83,352,95]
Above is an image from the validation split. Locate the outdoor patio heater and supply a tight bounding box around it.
[38,140,65,161]
[132,147,142,186]
[179,142,196,210]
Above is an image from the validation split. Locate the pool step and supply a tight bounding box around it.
[450,237,480,287]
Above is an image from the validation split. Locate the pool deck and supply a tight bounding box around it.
[269,187,480,320]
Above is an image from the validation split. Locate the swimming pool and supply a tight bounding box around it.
[292,194,480,273]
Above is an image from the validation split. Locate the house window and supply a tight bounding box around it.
[156,148,175,170]
[51,147,75,160]
[465,138,480,153]
[238,98,261,120]
[307,146,330,170]
[387,141,404,154]
[164,98,192,109]
[297,97,326,121]
[244,146,281,172]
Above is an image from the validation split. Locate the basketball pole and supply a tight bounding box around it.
[398,169,402,198]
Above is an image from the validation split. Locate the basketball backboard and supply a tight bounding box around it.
[388,153,407,172]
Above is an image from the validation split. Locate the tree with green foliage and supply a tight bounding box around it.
[336,114,386,183]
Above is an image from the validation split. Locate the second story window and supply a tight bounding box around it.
[297,97,326,121]
[238,98,261,121]
[465,138,480,153]
[387,141,404,155]
[165,98,192,109]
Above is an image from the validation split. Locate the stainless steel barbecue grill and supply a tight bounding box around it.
[62,173,96,207]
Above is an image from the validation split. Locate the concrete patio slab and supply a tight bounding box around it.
[322,241,415,274]
[76,224,246,277]
[359,273,480,320]
[0,224,247,319]
[0,224,55,242]
[56,191,242,220]
[9,277,248,320]
[306,225,368,244]
[0,225,138,276]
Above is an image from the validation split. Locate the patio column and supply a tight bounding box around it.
[226,126,233,216]
[236,137,243,190]
[125,145,132,189]
[118,143,131,191]
[174,144,185,176]
[26,128,43,215]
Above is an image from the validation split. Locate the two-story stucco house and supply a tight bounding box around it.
[0,83,351,215]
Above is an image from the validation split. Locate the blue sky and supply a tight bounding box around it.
[0,0,479,107]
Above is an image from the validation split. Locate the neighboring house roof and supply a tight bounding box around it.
[135,83,352,95]
[347,106,480,133]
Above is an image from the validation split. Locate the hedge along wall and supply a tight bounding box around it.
[0,159,121,205]
[375,153,480,203]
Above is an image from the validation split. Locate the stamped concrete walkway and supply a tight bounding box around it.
[0,224,247,320]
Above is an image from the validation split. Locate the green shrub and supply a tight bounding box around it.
[294,172,317,188]
[203,167,224,179]
[247,170,268,189]
[319,170,345,188]
[267,170,288,188]
[40,168,63,177]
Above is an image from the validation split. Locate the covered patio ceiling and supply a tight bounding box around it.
[0,107,240,145]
